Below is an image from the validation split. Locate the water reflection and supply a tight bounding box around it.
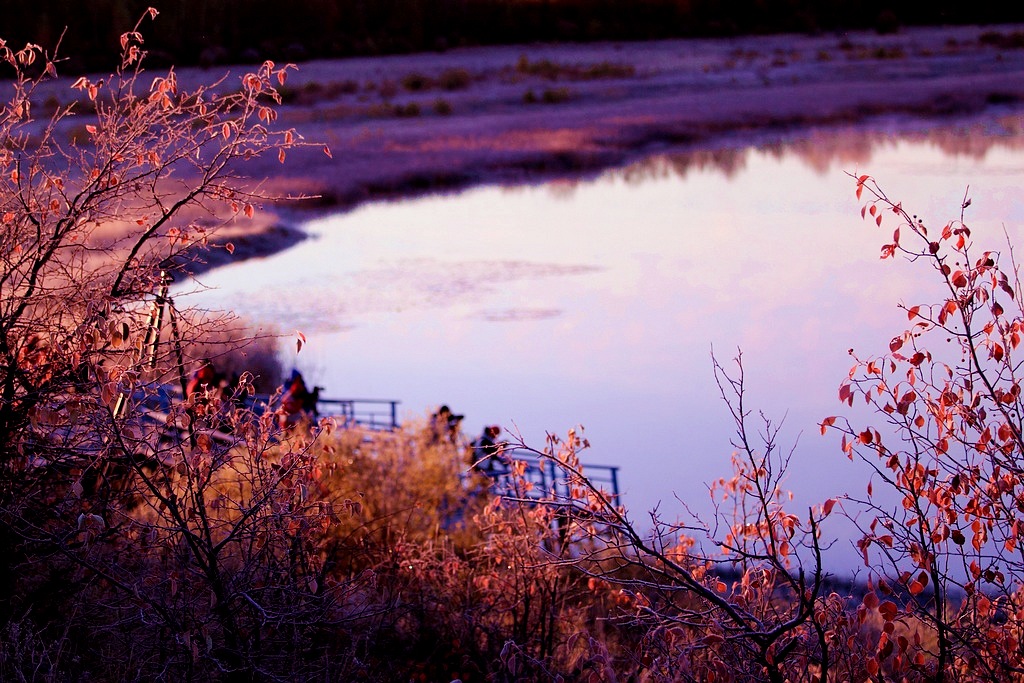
[185,113,1024,571]
[617,112,1024,182]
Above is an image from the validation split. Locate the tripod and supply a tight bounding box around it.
[112,268,196,447]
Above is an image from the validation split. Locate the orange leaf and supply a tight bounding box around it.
[819,416,836,435]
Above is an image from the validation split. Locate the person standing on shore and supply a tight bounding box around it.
[469,425,505,474]
[429,405,464,445]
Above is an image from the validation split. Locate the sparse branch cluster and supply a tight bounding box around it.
[816,174,1024,679]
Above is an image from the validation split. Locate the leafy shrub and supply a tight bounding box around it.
[543,87,572,104]
[979,30,1024,49]
[523,88,572,104]
[439,67,472,90]
[401,71,433,91]
[395,101,421,117]
[516,55,635,80]
[432,98,453,115]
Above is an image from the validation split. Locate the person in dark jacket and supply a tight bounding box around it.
[429,404,463,444]
[469,425,505,474]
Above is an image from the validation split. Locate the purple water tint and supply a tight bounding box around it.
[184,118,1024,571]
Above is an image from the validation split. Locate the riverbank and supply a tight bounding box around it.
[248,23,1024,213]
[32,23,1024,270]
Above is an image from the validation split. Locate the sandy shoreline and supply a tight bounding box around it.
[27,24,1024,270]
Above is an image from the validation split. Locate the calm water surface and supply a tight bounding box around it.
[185,117,1024,566]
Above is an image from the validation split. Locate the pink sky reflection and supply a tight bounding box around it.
[187,123,1024,571]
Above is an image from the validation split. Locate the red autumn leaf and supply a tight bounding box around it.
[819,416,836,435]
[951,270,968,288]
[907,305,920,320]
[878,601,898,621]
[890,336,903,353]
[998,423,1012,442]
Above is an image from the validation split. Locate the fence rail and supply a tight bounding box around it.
[242,394,401,431]
[482,447,620,503]
[314,398,401,431]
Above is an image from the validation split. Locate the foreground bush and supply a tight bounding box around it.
[521,176,1024,682]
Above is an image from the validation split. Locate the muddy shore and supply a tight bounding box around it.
[249,23,1024,212]
[32,24,1024,270]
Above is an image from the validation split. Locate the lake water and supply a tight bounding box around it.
[184,114,1024,568]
